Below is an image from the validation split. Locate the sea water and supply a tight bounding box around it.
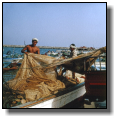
[3,47,60,55]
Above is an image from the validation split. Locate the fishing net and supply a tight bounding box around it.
[6,54,65,101]
[6,46,106,102]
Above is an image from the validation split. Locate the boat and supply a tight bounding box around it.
[3,53,23,70]
[3,59,22,71]
[3,62,19,71]
[3,61,22,71]
[3,56,22,71]
[11,82,86,108]
[50,52,59,57]
[3,55,23,63]
[3,52,23,63]
[3,67,18,71]
[3,58,22,62]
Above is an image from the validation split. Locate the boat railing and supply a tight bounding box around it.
[84,55,106,71]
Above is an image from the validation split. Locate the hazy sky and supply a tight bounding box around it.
[3,3,106,48]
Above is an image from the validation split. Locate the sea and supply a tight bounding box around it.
[3,47,62,55]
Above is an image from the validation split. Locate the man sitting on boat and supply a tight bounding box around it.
[21,38,40,54]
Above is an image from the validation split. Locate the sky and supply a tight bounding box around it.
[3,3,106,48]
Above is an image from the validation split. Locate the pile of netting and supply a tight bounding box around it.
[4,46,106,106]
[6,54,65,102]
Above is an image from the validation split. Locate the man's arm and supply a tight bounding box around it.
[37,48,40,54]
[21,46,28,55]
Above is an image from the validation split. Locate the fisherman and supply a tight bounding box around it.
[68,44,77,79]
[58,44,77,79]
[21,38,40,54]
[69,43,77,58]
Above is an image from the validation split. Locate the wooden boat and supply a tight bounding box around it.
[3,67,18,71]
[11,82,86,108]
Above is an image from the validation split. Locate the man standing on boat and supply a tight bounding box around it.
[69,44,77,58]
[67,44,77,79]
[59,44,77,79]
[21,38,40,54]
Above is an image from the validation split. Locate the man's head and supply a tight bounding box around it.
[32,38,38,46]
[70,44,76,51]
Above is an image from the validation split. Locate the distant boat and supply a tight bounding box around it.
[3,58,22,63]
[3,53,23,63]
[3,66,18,71]
[3,53,22,70]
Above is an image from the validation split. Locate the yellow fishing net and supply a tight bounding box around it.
[6,46,106,102]
[7,54,65,101]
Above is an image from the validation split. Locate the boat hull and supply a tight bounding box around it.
[3,58,22,62]
[11,82,86,108]
[3,67,18,71]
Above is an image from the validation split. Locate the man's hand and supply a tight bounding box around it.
[25,52,28,55]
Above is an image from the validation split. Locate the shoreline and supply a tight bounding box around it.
[3,45,70,49]
[3,45,96,50]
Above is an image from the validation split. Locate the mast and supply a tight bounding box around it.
[24,40,26,46]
